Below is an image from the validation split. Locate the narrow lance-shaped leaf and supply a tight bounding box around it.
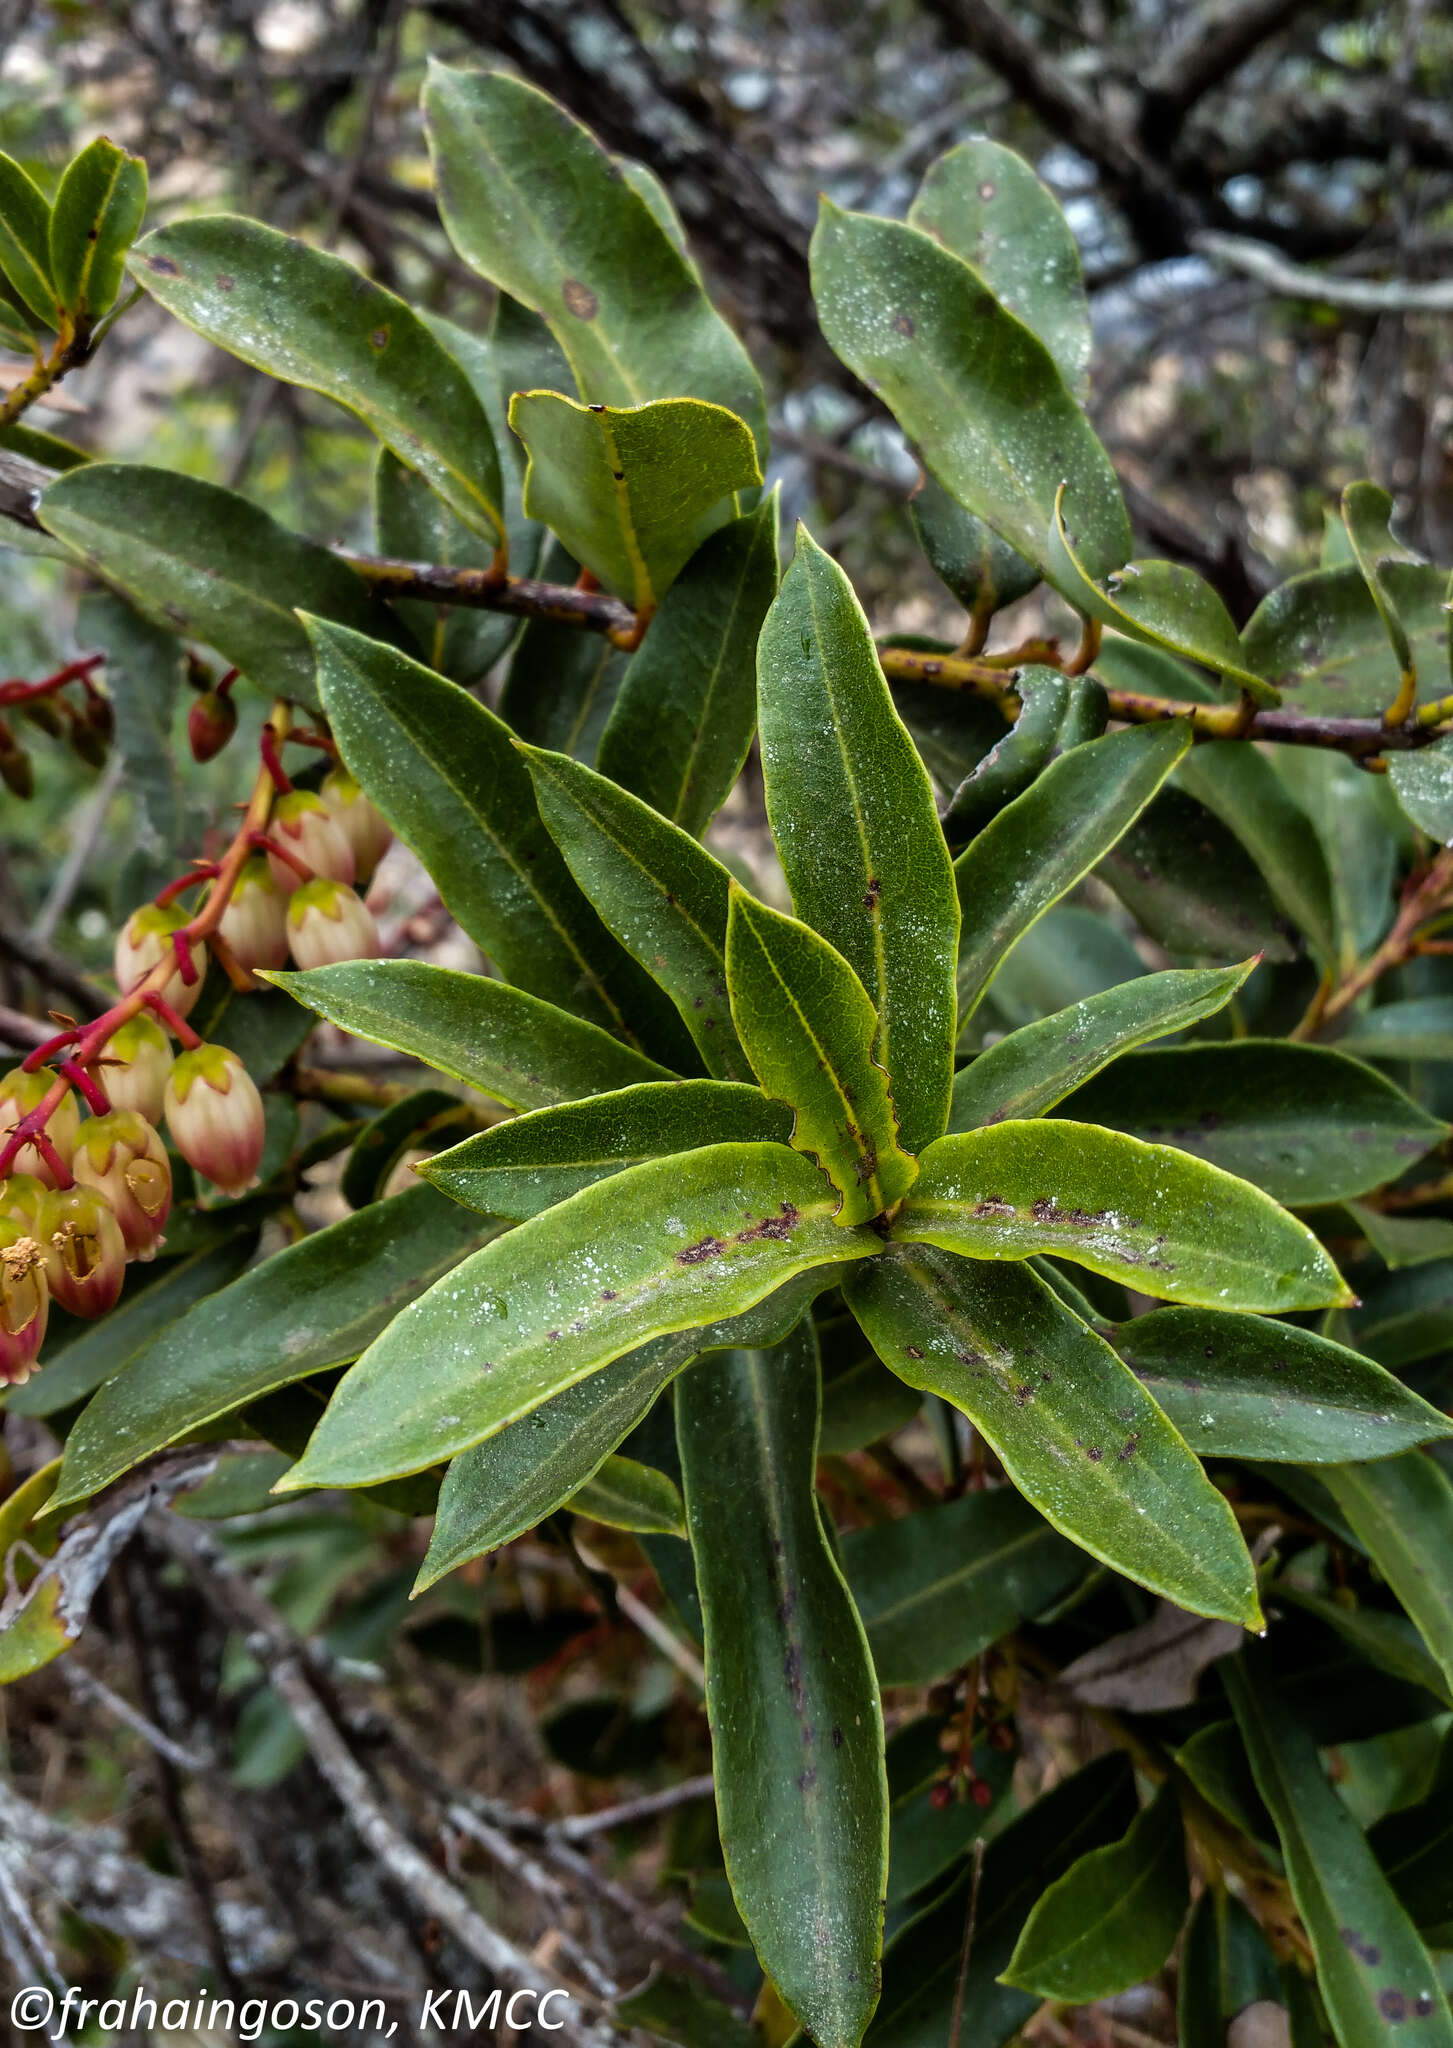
[1225,1647,1453,2045]
[908,137,1091,397]
[1002,1785,1190,2001]
[757,527,959,1155]
[949,961,1252,1132]
[845,1245,1261,1624]
[727,888,918,1224]
[954,719,1190,1029]
[50,1188,499,1514]
[415,1268,832,1592]
[510,391,760,620]
[304,616,696,1062]
[269,960,672,1111]
[50,136,147,332]
[422,63,767,461]
[39,466,387,705]
[1057,1042,1447,1206]
[1047,487,1278,702]
[1320,1454,1453,1703]
[1109,1308,1452,1464]
[521,743,750,1080]
[896,1122,1350,1312]
[568,1455,685,1537]
[420,1081,790,1220]
[597,490,781,838]
[0,150,58,324]
[944,665,1107,844]
[1343,480,1416,700]
[810,198,1131,591]
[677,1327,887,2048]
[280,1143,882,1493]
[133,216,506,551]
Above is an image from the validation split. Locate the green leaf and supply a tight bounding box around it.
[1057,1043,1446,1205]
[943,665,1107,844]
[950,962,1252,1131]
[186,974,314,1086]
[49,1188,497,1513]
[374,450,511,684]
[757,527,959,1155]
[268,960,672,1111]
[1177,1887,1284,2048]
[0,149,59,323]
[909,137,1091,398]
[420,1081,790,1219]
[1003,1784,1189,2000]
[616,1971,757,2048]
[866,1754,1137,2047]
[1321,1454,1453,1703]
[568,1454,685,1536]
[979,907,1146,1035]
[304,616,693,1058]
[1272,1584,1452,1706]
[819,1338,922,1454]
[1110,1308,1451,1463]
[1241,562,1450,718]
[422,64,767,461]
[1278,748,1402,972]
[415,1271,829,1590]
[1048,488,1278,701]
[727,889,919,1223]
[810,199,1130,592]
[134,215,505,551]
[498,544,627,764]
[280,1143,881,1492]
[1098,786,1298,961]
[1348,1201,1453,1271]
[520,743,749,1079]
[1224,1647,1453,2046]
[1177,739,1339,967]
[899,1121,1348,1311]
[6,1232,257,1421]
[1389,738,1453,846]
[1368,1728,1453,1947]
[677,1327,887,2048]
[77,591,185,876]
[510,391,760,618]
[597,491,780,838]
[842,1486,1084,1686]
[340,1089,475,1210]
[845,1246,1260,1623]
[1337,998,1453,1062]
[954,720,1190,1028]
[49,137,146,331]
[908,472,1039,623]
[1342,480,1416,686]
[38,465,385,704]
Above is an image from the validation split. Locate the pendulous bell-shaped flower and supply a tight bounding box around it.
[164,1044,266,1196]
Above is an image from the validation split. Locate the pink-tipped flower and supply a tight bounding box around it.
[321,767,392,884]
[0,1217,48,1384]
[188,688,238,763]
[101,1013,173,1126]
[164,1045,265,1196]
[286,877,381,971]
[218,855,291,972]
[0,1067,81,1187]
[0,1174,49,1228]
[114,903,205,1018]
[71,1109,173,1261]
[36,1184,126,1318]
[266,789,354,891]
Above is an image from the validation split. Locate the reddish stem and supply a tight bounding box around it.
[32,1127,73,1187]
[287,727,338,756]
[20,1026,80,1074]
[60,1057,111,1117]
[248,828,312,883]
[153,863,220,910]
[215,667,239,698]
[259,722,293,794]
[0,652,105,707]
[143,989,203,1050]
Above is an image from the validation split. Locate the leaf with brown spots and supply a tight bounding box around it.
[278,1142,879,1493]
[1225,1646,1453,2045]
[678,1324,887,2048]
[844,1244,1261,1625]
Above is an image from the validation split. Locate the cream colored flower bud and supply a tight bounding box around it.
[321,767,393,883]
[37,1184,126,1318]
[114,904,205,1018]
[266,789,354,890]
[164,1044,266,1196]
[219,856,291,971]
[286,877,381,971]
[0,1067,81,1186]
[71,1109,173,1260]
[102,1013,173,1126]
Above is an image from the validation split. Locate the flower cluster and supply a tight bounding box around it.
[0,723,391,1385]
